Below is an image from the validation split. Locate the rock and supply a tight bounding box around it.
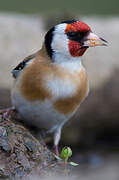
[0,114,69,180]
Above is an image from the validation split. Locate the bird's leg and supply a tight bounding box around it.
[54,126,62,156]
[54,144,59,157]
[0,106,16,119]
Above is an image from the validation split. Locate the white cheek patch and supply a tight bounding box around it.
[52,34,68,53]
[51,24,69,56]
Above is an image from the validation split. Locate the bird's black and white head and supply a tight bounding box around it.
[45,20,107,63]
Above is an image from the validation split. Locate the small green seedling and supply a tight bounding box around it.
[61,146,72,163]
[55,146,79,167]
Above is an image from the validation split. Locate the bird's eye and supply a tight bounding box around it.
[78,32,85,39]
[67,31,76,37]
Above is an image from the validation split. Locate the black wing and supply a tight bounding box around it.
[12,53,35,79]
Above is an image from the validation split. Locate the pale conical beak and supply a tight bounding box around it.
[82,32,108,47]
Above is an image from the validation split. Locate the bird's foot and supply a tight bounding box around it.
[0,107,16,120]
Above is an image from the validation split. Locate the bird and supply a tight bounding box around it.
[0,20,107,156]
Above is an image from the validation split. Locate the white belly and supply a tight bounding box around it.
[11,89,72,133]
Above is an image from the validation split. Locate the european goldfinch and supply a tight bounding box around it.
[0,20,107,155]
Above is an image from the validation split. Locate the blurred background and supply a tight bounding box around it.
[0,0,119,179]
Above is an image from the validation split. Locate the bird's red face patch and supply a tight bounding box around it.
[68,41,88,57]
[65,21,91,57]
